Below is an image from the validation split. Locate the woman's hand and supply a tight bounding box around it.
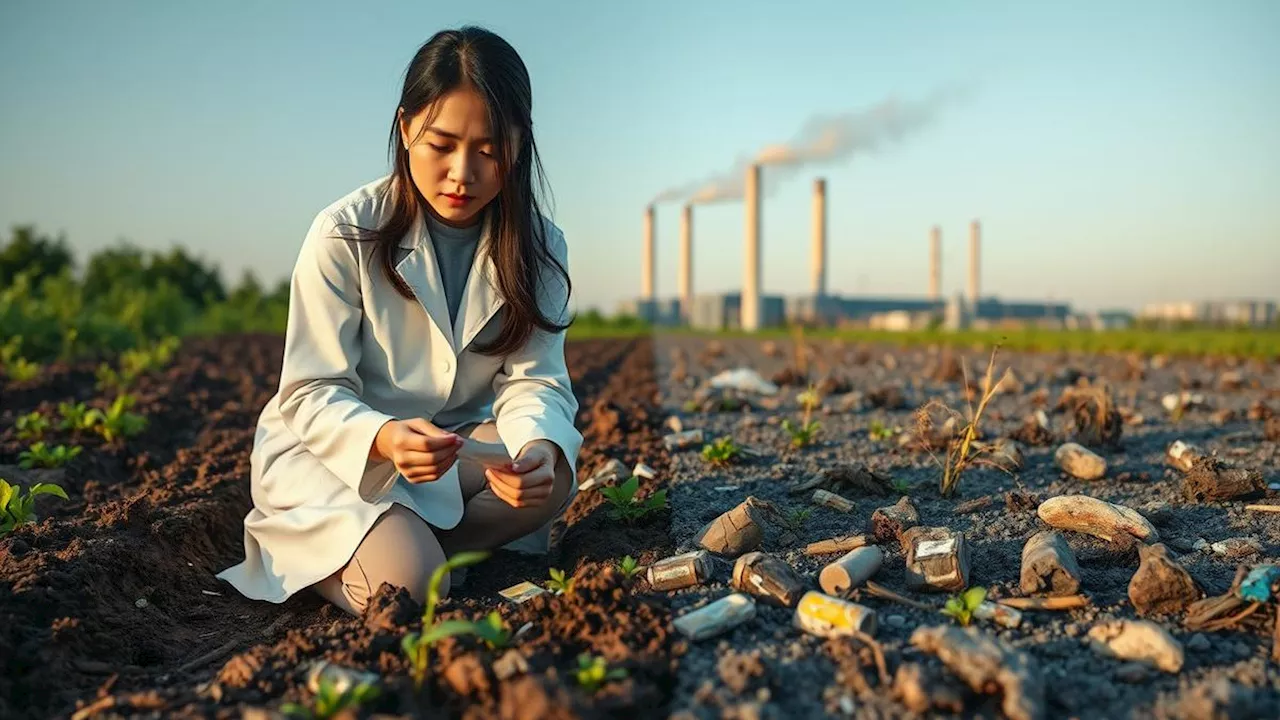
[372,418,464,483]
[485,439,560,508]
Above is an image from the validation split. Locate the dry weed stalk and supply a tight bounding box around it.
[917,347,1010,498]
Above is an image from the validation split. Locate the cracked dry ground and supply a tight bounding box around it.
[1,335,679,719]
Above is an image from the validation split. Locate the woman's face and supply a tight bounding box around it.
[399,86,503,228]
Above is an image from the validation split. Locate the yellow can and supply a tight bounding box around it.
[793,590,877,638]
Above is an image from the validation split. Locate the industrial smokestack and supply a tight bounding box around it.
[642,204,655,300]
[811,178,827,297]
[929,225,941,300]
[967,219,981,305]
[679,204,692,324]
[742,163,762,331]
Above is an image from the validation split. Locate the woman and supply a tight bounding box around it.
[216,26,582,616]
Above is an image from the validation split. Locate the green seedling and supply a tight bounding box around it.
[19,442,82,470]
[401,550,490,690]
[573,653,627,694]
[545,567,577,596]
[701,436,741,465]
[599,475,667,523]
[890,478,912,495]
[941,586,988,627]
[5,357,40,382]
[473,611,512,650]
[281,675,379,720]
[15,411,50,441]
[781,418,821,448]
[797,385,822,413]
[57,401,98,432]
[1,477,69,537]
[785,507,812,531]
[868,419,901,442]
[616,555,643,579]
[0,336,21,366]
[90,394,148,443]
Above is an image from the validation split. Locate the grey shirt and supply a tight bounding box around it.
[425,213,482,326]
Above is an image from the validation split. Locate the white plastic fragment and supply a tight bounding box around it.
[708,368,779,395]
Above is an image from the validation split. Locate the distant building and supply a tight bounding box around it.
[1139,299,1277,327]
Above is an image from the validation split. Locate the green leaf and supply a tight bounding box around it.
[401,632,420,657]
[617,474,640,501]
[0,481,13,512]
[445,550,490,571]
[29,483,68,501]
[942,597,963,617]
[421,619,480,645]
[962,586,987,610]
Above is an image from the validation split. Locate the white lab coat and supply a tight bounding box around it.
[215,177,583,604]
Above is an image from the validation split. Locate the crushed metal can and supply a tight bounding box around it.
[672,592,757,641]
[647,550,713,591]
[793,591,877,638]
[731,551,806,607]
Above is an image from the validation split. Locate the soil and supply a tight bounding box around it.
[3,333,1280,718]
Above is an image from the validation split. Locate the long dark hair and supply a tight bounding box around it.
[340,26,570,357]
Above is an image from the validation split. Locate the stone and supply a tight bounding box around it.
[870,496,919,543]
[1088,620,1184,673]
[1020,531,1082,596]
[1054,442,1107,480]
[885,614,907,629]
[1211,537,1261,558]
[1128,543,1201,616]
[911,625,1046,720]
[1187,634,1211,652]
[1037,495,1159,544]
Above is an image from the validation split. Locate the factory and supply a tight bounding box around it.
[620,164,1072,331]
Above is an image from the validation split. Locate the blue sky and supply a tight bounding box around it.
[1,0,1277,314]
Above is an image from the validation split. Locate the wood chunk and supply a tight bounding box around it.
[910,625,1047,720]
[1020,531,1082,596]
[804,534,869,556]
[954,496,994,514]
[1128,543,1201,616]
[1182,458,1265,503]
[902,527,970,593]
[694,497,768,557]
[870,496,919,543]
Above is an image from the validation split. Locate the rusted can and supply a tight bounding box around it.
[647,550,713,591]
[812,489,855,512]
[973,600,1023,628]
[663,429,705,451]
[818,545,884,597]
[793,591,877,638]
[731,552,806,607]
[902,527,970,593]
[672,592,756,641]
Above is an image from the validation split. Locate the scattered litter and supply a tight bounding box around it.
[819,545,884,597]
[794,591,877,638]
[1211,537,1262,558]
[902,527,970,593]
[804,534,869,556]
[694,496,770,557]
[974,601,1022,629]
[811,489,854,513]
[732,552,806,607]
[997,595,1089,611]
[708,368,779,395]
[135,598,148,609]
[648,550,713,592]
[662,429,704,451]
[1020,530,1081,596]
[200,590,222,597]
[1239,565,1280,603]
[498,581,546,604]
[673,593,757,641]
[633,462,657,480]
[1165,440,1206,473]
[871,496,919,543]
[305,659,380,695]
[911,625,1046,720]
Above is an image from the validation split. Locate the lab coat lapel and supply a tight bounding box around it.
[394,212,457,354]
[454,217,505,352]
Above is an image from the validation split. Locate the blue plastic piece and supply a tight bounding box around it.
[1238,565,1280,603]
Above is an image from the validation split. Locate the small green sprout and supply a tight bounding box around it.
[682,399,699,413]
[797,386,822,413]
[890,477,911,495]
[573,654,627,694]
[1,477,69,537]
[401,550,490,690]
[545,567,577,596]
[18,442,82,470]
[5,357,40,382]
[781,418,822,448]
[15,411,50,441]
[281,675,379,720]
[701,436,741,465]
[56,402,98,432]
[90,394,147,443]
[868,419,901,441]
[941,586,987,627]
[473,611,512,650]
[599,475,667,523]
[616,555,643,579]
[785,507,812,531]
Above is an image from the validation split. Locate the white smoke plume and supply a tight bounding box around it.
[654,85,969,206]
